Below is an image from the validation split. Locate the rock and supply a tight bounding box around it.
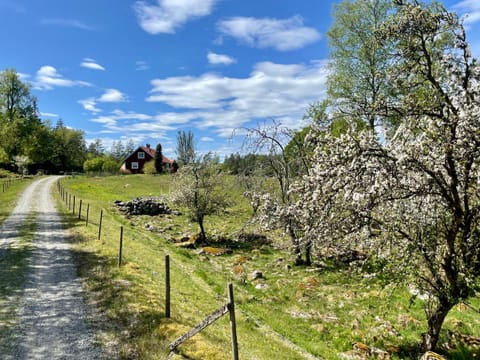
[198,247,231,256]
[370,347,390,359]
[353,342,370,357]
[114,197,176,216]
[232,265,246,281]
[339,350,366,360]
[255,283,268,290]
[144,223,157,232]
[248,270,263,281]
[174,233,201,248]
[420,351,445,360]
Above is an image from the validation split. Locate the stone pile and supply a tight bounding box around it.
[114,197,177,216]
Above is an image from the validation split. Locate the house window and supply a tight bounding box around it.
[138,152,145,159]
[131,162,139,170]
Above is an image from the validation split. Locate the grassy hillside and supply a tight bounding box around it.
[57,174,480,360]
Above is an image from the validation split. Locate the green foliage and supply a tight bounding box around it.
[171,154,233,240]
[50,120,86,172]
[0,69,43,163]
[154,143,163,173]
[83,157,104,173]
[176,130,195,166]
[101,157,119,174]
[86,138,105,158]
[83,156,119,174]
[142,160,156,174]
[327,0,397,131]
[0,69,89,173]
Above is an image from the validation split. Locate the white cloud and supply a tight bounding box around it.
[81,58,106,71]
[41,18,94,31]
[207,52,236,65]
[136,60,150,71]
[134,0,217,34]
[34,65,91,90]
[146,60,329,136]
[79,98,101,113]
[79,91,128,114]
[18,72,30,81]
[453,0,480,25]
[40,112,59,118]
[217,16,321,51]
[90,110,173,134]
[201,136,214,142]
[98,89,127,103]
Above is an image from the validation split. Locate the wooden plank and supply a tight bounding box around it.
[169,304,229,351]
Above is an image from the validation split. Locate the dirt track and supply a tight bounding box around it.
[0,176,102,359]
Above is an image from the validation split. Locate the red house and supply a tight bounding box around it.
[121,144,174,174]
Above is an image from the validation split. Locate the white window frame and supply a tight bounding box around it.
[131,162,139,170]
[138,151,145,159]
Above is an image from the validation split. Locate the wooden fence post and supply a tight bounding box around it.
[98,209,103,240]
[168,283,239,358]
[228,283,239,360]
[86,204,90,226]
[165,255,171,318]
[73,196,76,215]
[118,226,124,267]
[78,199,82,220]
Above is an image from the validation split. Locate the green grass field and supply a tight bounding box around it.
[53,174,480,359]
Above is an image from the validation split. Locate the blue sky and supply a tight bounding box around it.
[1,0,479,159]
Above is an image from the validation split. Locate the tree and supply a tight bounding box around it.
[12,155,30,175]
[110,140,126,162]
[290,1,480,352]
[0,69,41,161]
[52,120,87,172]
[176,130,195,165]
[87,138,105,158]
[243,121,312,265]
[170,154,231,242]
[83,157,104,174]
[327,0,397,133]
[101,157,120,174]
[154,143,164,173]
[124,139,135,158]
[0,69,38,123]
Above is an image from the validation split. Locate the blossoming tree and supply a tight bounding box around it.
[289,1,480,351]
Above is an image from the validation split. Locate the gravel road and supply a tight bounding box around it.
[0,176,102,359]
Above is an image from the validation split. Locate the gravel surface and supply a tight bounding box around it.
[0,176,103,360]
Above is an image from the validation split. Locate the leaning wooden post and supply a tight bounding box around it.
[78,199,82,220]
[165,255,171,318]
[73,196,76,215]
[98,209,103,240]
[118,226,124,267]
[228,283,239,360]
[86,204,90,226]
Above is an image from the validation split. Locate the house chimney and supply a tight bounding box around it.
[146,143,150,148]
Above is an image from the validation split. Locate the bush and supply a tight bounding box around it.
[143,160,156,175]
[0,168,14,178]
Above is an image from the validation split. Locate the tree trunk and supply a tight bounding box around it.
[289,228,303,266]
[198,216,207,243]
[304,240,312,266]
[423,301,454,352]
